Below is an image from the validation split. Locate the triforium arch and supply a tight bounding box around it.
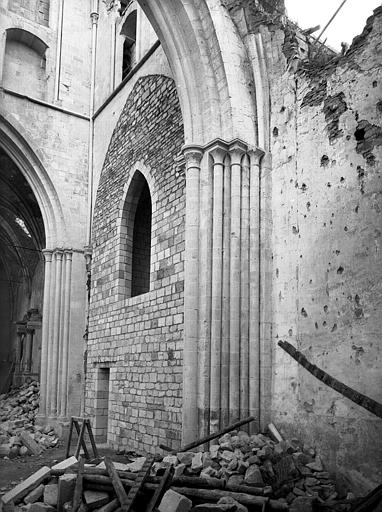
[134,0,273,442]
[0,113,77,422]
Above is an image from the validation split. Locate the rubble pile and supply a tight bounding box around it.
[153,429,346,511]
[0,382,59,458]
[0,428,361,512]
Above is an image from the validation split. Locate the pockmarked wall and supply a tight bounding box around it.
[264,8,382,489]
[87,74,185,454]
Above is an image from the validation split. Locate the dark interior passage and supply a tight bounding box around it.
[0,147,45,392]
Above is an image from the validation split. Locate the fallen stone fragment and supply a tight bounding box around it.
[163,455,178,466]
[83,491,109,511]
[43,484,58,507]
[177,452,195,466]
[306,456,323,472]
[174,464,186,478]
[19,447,28,457]
[24,485,44,504]
[29,504,55,512]
[244,465,264,486]
[20,432,42,456]
[0,444,11,457]
[191,452,203,473]
[218,496,248,512]
[57,474,76,512]
[2,466,51,505]
[289,496,315,512]
[158,489,192,512]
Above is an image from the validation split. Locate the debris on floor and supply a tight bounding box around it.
[3,421,380,512]
[0,382,59,459]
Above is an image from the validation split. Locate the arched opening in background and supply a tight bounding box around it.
[121,10,137,79]
[0,146,45,393]
[3,28,48,100]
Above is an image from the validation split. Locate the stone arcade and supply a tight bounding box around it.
[0,0,381,490]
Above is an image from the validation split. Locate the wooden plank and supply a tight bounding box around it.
[349,484,382,512]
[171,487,288,510]
[72,457,84,512]
[124,455,154,511]
[278,340,382,419]
[104,457,129,511]
[1,466,51,505]
[146,465,173,512]
[159,416,256,453]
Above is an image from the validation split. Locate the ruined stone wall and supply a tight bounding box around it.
[0,0,91,419]
[87,74,185,454]
[263,8,382,489]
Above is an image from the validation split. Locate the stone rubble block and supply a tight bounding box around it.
[23,485,45,505]
[42,485,57,507]
[29,504,56,512]
[57,474,76,512]
[158,489,192,512]
[83,491,109,510]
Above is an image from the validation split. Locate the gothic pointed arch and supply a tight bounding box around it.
[0,113,66,248]
[136,0,260,147]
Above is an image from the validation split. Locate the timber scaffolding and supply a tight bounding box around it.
[1,343,382,511]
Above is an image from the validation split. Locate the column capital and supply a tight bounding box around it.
[42,249,53,262]
[54,248,64,260]
[205,139,229,166]
[248,147,266,166]
[64,249,73,261]
[228,139,248,166]
[182,145,204,168]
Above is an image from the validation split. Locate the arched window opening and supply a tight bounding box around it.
[120,171,152,298]
[121,10,137,79]
[3,29,48,100]
[131,181,151,296]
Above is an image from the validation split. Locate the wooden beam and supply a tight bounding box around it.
[160,416,255,453]
[278,340,382,418]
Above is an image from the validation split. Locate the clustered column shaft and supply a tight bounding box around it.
[39,248,73,420]
[182,139,264,444]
